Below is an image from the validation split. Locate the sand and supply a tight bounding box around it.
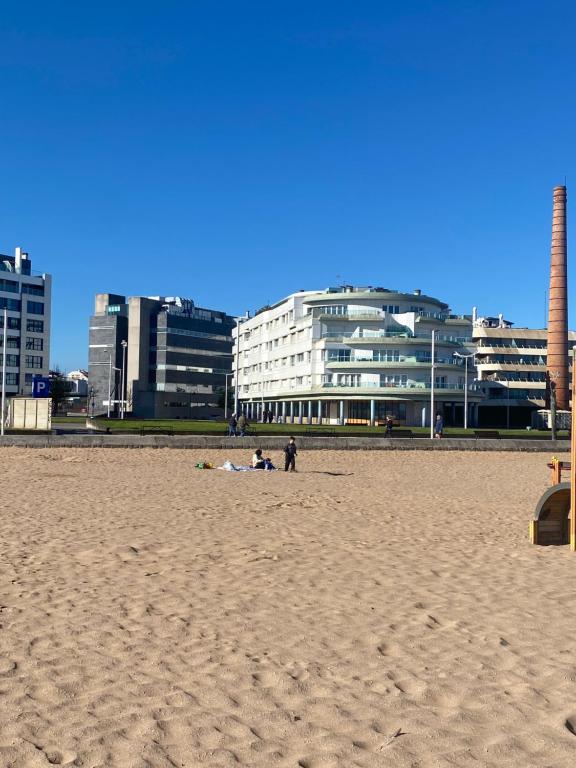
[1,447,576,767]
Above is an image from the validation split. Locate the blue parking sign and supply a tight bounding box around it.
[32,375,51,398]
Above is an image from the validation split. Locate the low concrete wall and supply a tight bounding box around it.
[0,434,570,452]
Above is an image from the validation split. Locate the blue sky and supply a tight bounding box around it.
[0,0,574,370]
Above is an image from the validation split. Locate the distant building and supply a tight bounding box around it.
[233,286,480,427]
[88,294,234,418]
[0,247,51,396]
[66,369,89,397]
[473,313,576,428]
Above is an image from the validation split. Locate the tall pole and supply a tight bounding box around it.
[234,317,241,416]
[430,330,435,439]
[1,308,7,437]
[107,352,113,419]
[570,346,576,550]
[224,373,229,419]
[464,356,468,430]
[120,340,127,419]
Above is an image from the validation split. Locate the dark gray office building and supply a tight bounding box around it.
[88,294,234,418]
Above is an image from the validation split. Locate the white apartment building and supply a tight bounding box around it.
[0,248,51,396]
[233,286,480,427]
[473,314,576,428]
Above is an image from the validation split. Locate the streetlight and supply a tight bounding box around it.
[223,372,234,419]
[453,350,476,430]
[107,351,121,419]
[120,340,128,419]
[430,330,436,439]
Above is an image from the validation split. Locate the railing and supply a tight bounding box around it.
[321,381,473,391]
[476,359,545,366]
[326,355,466,365]
[321,330,472,343]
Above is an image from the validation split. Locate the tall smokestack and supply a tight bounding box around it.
[546,185,569,411]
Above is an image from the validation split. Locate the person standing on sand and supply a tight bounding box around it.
[434,414,444,439]
[284,436,298,472]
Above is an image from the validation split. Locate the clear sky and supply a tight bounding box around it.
[1,0,574,370]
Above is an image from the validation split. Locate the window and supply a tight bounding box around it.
[25,355,43,369]
[22,283,45,296]
[107,305,121,314]
[1,316,20,330]
[27,301,44,315]
[0,297,21,311]
[26,337,43,351]
[25,373,33,384]
[26,319,44,332]
[0,353,19,367]
[5,372,17,385]
[1,336,20,349]
[0,278,18,292]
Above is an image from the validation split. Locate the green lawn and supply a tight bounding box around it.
[90,418,567,439]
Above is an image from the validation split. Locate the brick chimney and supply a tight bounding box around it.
[546,185,569,411]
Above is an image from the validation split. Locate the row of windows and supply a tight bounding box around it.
[242,351,312,376]
[0,354,19,367]
[0,279,44,295]
[0,317,44,332]
[0,354,44,368]
[240,328,310,353]
[0,298,44,314]
[241,375,313,393]
[0,316,20,330]
[0,336,44,351]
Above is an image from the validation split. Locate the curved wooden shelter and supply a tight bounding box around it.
[531,482,571,545]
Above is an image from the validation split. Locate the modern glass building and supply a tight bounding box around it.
[233,286,480,427]
[0,247,51,396]
[88,294,234,418]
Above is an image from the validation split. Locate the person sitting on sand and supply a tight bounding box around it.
[252,448,266,469]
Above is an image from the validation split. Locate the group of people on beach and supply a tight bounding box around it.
[251,437,297,472]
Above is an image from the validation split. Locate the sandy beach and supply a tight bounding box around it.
[1,447,576,767]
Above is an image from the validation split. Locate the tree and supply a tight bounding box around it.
[49,367,71,415]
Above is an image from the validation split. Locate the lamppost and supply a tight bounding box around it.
[120,340,128,419]
[453,350,476,430]
[430,330,436,439]
[223,372,234,419]
[107,352,121,419]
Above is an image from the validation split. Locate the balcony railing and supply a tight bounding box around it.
[326,354,466,366]
[322,330,472,343]
[321,381,473,391]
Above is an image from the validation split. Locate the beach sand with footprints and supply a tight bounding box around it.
[1,447,576,767]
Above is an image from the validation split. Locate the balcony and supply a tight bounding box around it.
[321,330,472,344]
[320,381,473,391]
[325,355,466,368]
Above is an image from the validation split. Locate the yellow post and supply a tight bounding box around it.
[570,353,576,550]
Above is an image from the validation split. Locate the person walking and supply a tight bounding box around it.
[237,413,248,437]
[434,414,444,439]
[284,436,298,472]
[384,416,394,437]
[228,414,238,437]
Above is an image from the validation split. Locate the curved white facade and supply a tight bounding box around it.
[233,287,480,427]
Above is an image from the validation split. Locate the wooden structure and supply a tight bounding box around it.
[530,482,571,545]
[531,355,576,547]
